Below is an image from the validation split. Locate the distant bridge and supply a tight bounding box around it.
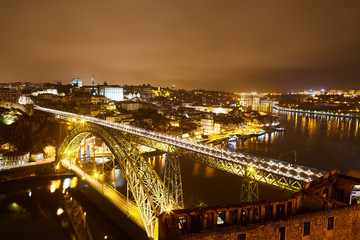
[33,106,325,239]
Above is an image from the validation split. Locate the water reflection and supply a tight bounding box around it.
[204,166,215,178]
[192,163,200,176]
[191,163,217,178]
[0,176,137,240]
[245,101,360,171]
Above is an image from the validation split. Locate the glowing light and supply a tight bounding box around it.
[9,202,20,211]
[28,191,32,197]
[166,205,172,212]
[70,177,78,188]
[104,236,108,239]
[57,208,64,216]
[94,172,99,178]
[50,181,57,193]
[63,178,71,190]
[81,119,86,124]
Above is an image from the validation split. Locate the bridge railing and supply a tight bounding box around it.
[34,106,326,183]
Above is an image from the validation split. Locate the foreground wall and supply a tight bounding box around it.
[161,205,360,240]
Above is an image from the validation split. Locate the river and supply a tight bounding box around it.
[178,101,360,207]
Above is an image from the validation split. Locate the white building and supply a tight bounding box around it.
[1,151,30,166]
[99,85,124,101]
[71,78,83,88]
[31,153,44,161]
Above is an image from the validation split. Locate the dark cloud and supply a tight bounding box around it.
[1,0,360,91]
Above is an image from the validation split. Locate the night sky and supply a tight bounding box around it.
[1,1,360,92]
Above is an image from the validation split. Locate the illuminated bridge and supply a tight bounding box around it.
[34,106,325,239]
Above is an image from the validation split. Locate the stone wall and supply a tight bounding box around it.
[176,205,360,240]
[0,161,55,181]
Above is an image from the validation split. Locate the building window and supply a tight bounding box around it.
[265,205,273,219]
[178,216,187,230]
[277,204,285,218]
[303,222,310,236]
[287,201,292,215]
[327,217,334,230]
[217,211,225,224]
[237,233,246,240]
[229,210,237,224]
[279,227,285,240]
[253,207,260,221]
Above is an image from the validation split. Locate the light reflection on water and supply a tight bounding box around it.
[245,102,360,171]
[104,102,360,207]
[0,176,140,240]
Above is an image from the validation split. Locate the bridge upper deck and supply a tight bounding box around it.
[34,106,325,187]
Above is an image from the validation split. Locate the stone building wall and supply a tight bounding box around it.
[177,205,360,240]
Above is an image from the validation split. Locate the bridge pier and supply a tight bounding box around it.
[240,179,259,202]
[164,148,184,209]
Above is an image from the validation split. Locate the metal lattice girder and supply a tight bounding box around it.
[38,107,320,194]
[57,123,176,239]
[240,180,259,202]
[111,130,178,211]
[183,151,305,193]
[62,194,93,240]
[105,131,305,193]
[34,106,325,192]
[164,147,184,208]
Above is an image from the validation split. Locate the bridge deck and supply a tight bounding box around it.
[35,106,326,188]
[61,159,145,230]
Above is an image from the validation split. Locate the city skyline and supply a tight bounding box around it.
[1,1,360,92]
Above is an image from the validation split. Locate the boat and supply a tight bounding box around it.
[275,127,285,132]
[228,135,238,142]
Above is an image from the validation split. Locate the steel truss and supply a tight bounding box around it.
[47,107,308,195]
[240,180,259,202]
[56,120,307,238]
[113,133,304,193]
[164,146,184,208]
[185,150,304,192]
[62,194,93,240]
[57,123,176,239]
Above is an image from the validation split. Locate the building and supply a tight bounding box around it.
[328,89,343,95]
[30,153,44,161]
[201,118,214,134]
[121,101,148,111]
[18,95,33,105]
[71,78,83,88]
[68,94,108,105]
[106,113,134,124]
[99,85,124,101]
[0,88,21,103]
[159,170,360,240]
[1,151,30,166]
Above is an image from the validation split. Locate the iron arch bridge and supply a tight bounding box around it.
[34,106,326,239]
[57,122,181,239]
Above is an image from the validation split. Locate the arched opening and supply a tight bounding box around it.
[330,182,337,199]
[322,188,329,198]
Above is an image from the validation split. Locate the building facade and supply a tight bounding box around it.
[159,170,360,240]
[99,85,124,101]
